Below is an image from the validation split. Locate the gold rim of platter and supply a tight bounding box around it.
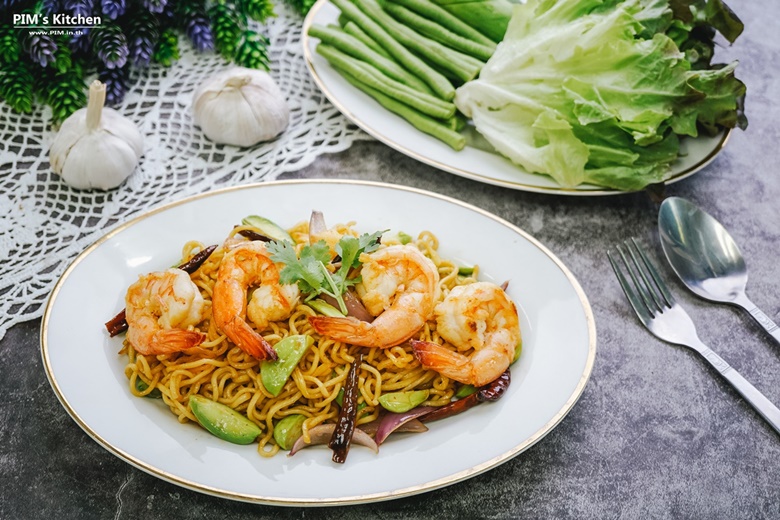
[41,179,597,505]
[301,0,731,196]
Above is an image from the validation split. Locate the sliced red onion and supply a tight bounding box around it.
[288,424,378,457]
[320,291,374,323]
[309,210,327,239]
[374,406,437,445]
[359,417,428,438]
[343,290,374,322]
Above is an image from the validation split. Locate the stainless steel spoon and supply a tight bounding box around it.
[658,196,780,345]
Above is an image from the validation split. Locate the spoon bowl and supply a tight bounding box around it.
[658,197,748,302]
[658,197,780,344]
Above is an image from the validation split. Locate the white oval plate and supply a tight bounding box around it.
[42,180,596,505]
[302,0,730,196]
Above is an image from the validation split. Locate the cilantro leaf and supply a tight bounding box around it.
[333,230,385,291]
[268,240,330,295]
[336,230,385,271]
[336,236,361,272]
[359,230,384,255]
[266,240,298,268]
[307,240,333,265]
[268,231,385,315]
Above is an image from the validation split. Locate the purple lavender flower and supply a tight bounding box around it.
[98,66,128,105]
[64,0,95,17]
[130,36,152,65]
[186,12,214,52]
[156,0,175,27]
[92,25,128,69]
[40,0,62,15]
[24,33,58,67]
[69,27,91,54]
[100,0,126,20]
[142,0,167,14]
[127,11,158,66]
[1,0,25,10]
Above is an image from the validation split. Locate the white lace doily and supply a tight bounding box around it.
[0,5,370,340]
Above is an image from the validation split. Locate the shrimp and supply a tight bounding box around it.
[411,282,521,387]
[212,241,300,360]
[125,268,208,356]
[309,245,440,347]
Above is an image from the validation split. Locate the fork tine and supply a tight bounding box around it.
[629,237,676,308]
[608,249,654,324]
[622,240,666,313]
[615,243,659,316]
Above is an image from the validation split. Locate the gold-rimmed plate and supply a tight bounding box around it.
[42,180,596,505]
[302,0,730,196]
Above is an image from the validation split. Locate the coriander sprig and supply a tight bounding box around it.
[267,230,385,314]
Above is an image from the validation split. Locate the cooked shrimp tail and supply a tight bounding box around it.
[308,245,439,348]
[413,282,521,386]
[411,339,510,387]
[142,329,207,355]
[212,242,298,359]
[309,308,426,347]
[410,339,471,381]
[308,315,367,343]
[221,316,277,360]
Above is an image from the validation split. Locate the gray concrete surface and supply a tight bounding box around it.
[2,1,780,517]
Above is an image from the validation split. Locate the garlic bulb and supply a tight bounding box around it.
[50,80,143,190]
[192,67,290,147]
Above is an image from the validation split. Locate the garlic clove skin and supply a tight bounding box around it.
[49,110,88,174]
[101,109,144,157]
[193,67,290,147]
[50,80,143,190]
[60,129,142,190]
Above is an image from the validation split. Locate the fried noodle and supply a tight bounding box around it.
[122,220,480,457]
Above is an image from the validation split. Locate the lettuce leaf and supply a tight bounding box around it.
[454,0,746,191]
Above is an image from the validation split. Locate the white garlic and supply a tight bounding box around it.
[192,67,290,147]
[49,80,143,190]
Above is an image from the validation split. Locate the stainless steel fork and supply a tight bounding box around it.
[609,238,780,434]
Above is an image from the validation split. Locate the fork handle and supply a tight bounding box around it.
[699,347,780,435]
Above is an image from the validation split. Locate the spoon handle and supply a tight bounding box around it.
[697,345,780,434]
[736,295,780,346]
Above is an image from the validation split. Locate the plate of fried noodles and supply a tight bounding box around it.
[42,180,596,505]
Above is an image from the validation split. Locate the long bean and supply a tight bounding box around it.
[387,0,496,47]
[335,65,466,151]
[316,44,455,119]
[308,24,432,94]
[355,0,482,83]
[342,21,391,59]
[384,3,495,61]
[330,0,455,100]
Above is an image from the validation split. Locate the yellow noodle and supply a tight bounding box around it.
[122,221,483,457]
